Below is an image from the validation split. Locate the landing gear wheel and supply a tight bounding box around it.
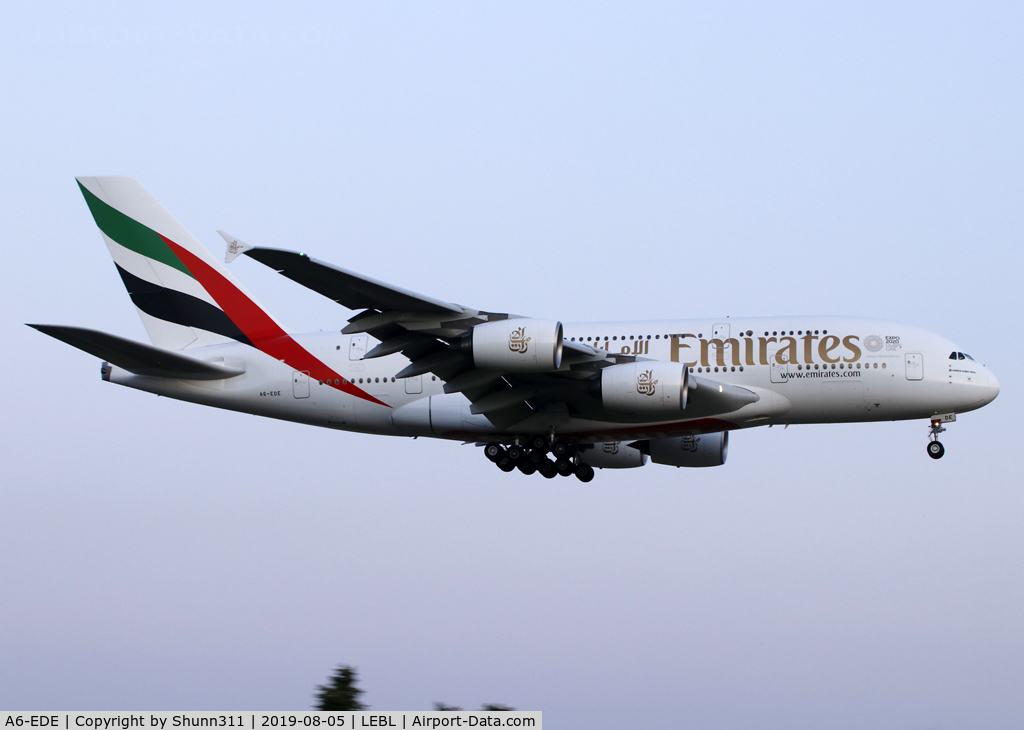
[518,462,537,475]
[529,435,548,452]
[555,458,574,476]
[551,440,570,458]
[527,450,545,466]
[538,458,557,479]
[927,419,948,460]
[506,445,524,463]
[496,457,515,472]
[484,443,505,462]
[575,463,595,483]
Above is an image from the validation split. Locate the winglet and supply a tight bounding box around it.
[218,230,253,264]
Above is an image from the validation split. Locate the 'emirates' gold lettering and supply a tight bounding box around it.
[818,335,841,363]
[743,337,756,366]
[801,332,818,363]
[667,332,863,366]
[776,336,798,364]
[842,335,861,362]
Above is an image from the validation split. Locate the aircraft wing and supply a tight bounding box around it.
[239,247,473,317]
[235,244,753,428]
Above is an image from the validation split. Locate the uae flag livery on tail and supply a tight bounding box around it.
[76,177,265,351]
[75,177,388,406]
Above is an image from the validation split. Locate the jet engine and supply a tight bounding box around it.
[638,432,729,468]
[600,361,689,415]
[579,441,648,469]
[471,319,563,372]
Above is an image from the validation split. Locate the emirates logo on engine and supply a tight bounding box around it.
[508,326,531,354]
[637,369,659,396]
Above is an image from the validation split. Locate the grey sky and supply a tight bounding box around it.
[1,2,1022,727]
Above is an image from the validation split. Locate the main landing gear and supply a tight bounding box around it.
[484,440,594,482]
[927,419,946,460]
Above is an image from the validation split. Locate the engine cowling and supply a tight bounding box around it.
[646,432,728,467]
[580,441,648,469]
[600,361,689,415]
[472,318,563,372]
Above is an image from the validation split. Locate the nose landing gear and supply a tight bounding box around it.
[927,419,946,459]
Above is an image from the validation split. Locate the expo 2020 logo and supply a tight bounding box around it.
[864,335,883,352]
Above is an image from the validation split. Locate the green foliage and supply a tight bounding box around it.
[314,665,512,713]
[314,665,367,711]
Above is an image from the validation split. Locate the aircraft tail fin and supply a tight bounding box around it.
[76,176,284,351]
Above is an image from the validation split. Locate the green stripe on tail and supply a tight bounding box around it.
[78,181,194,279]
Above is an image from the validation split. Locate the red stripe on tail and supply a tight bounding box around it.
[162,236,390,408]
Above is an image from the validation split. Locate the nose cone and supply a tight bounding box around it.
[982,367,1001,405]
[953,363,1000,413]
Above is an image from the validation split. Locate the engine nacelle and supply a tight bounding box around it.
[580,441,648,469]
[601,361,689,415]
[645,432,729,468]
[472,318,563,372]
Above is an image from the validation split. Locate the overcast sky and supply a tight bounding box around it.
[1,2,1022,727]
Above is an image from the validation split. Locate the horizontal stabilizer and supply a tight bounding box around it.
[28,325,245,380]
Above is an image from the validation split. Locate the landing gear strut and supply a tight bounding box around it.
[927,419,946,460]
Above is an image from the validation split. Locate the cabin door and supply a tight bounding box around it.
[905,353,923,380]
[767,343,789,384]
[713,323,732,364]
[293,371,310,398]
[349,335,367,360]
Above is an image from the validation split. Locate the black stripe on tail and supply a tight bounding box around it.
[114,264,253,347]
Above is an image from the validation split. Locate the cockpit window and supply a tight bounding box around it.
[965,353,974,360]
[958,352,966,360]
[949,352,958,360]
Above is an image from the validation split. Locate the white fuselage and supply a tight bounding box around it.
[104,316,1000,443]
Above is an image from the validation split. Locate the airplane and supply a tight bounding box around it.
[31,177,1000,482]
